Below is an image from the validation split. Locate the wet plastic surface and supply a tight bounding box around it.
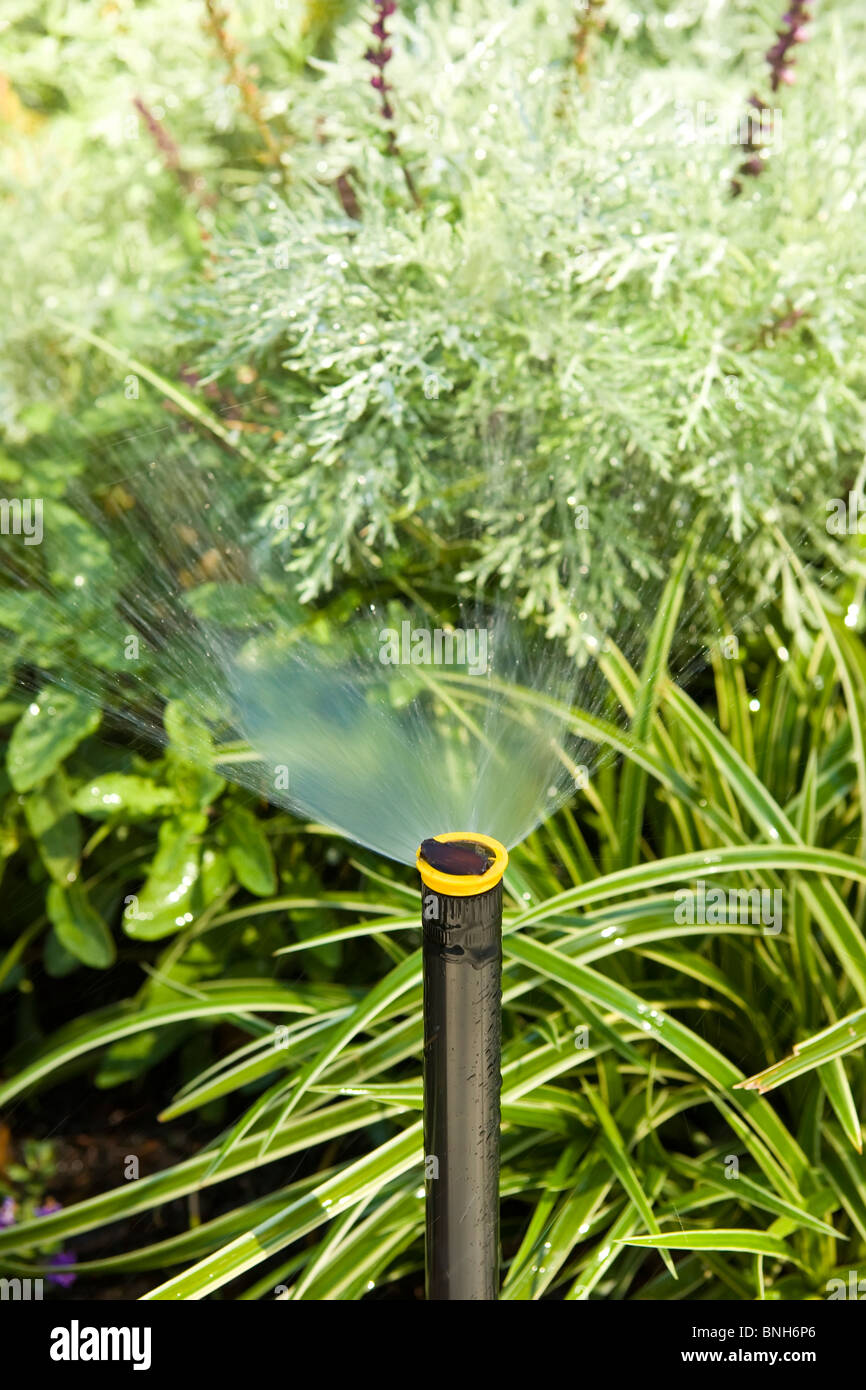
[422,879,502,1300]
[419,836,498,876]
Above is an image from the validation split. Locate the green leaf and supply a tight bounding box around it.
[0,987,319,1106]
[24,771,81,883]
[72,774,178,819]
[617,523,702,866]
[737,1010,866,1100]
[43,927,81,978]
[46,881,115,969]
[220,806,276,896]
[506,934,809,1185]
[619,1228,803,1266]
[141,1124,424,1299]
[0,1097,400,1255]
[123,815,204,939]
[818,1058,862,1154]
[661,681,866,1004]
[7,689,100,792]
[164,701,226,811]
[584,1086,676,1277]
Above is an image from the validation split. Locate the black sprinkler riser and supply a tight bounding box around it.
[421,879,502,1301]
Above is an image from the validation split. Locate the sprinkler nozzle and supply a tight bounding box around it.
[416,832,508,896]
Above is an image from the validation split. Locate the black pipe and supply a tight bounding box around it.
[418,834,507,1301]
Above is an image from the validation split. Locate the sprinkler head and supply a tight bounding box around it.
[418,831,506,1299]
[417,832,508,896]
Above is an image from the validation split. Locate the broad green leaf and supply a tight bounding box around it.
[46,880,115,969]
[43,927,81,978]
[24,771,80,883]
[123,815,204,939]
[164,700,225,810]
[72,774,178,819]
[220,805,276,896]
[7,689,100,792]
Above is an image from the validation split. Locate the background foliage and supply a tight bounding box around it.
[3,0,866,631]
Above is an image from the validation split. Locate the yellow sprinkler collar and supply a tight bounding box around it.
[416,832,509,897]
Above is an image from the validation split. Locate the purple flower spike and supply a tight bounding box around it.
[48,1251,77,1289]
[362,0,421,205]
[731,0,814,194]
[0,1197,17,1229]
[366,3,398,125]
[765,0,815,91]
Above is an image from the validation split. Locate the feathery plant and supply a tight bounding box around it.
[2,0,866,637]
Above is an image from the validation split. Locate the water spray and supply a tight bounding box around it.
[416,831,508,1301]
[0,437,721,1301]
